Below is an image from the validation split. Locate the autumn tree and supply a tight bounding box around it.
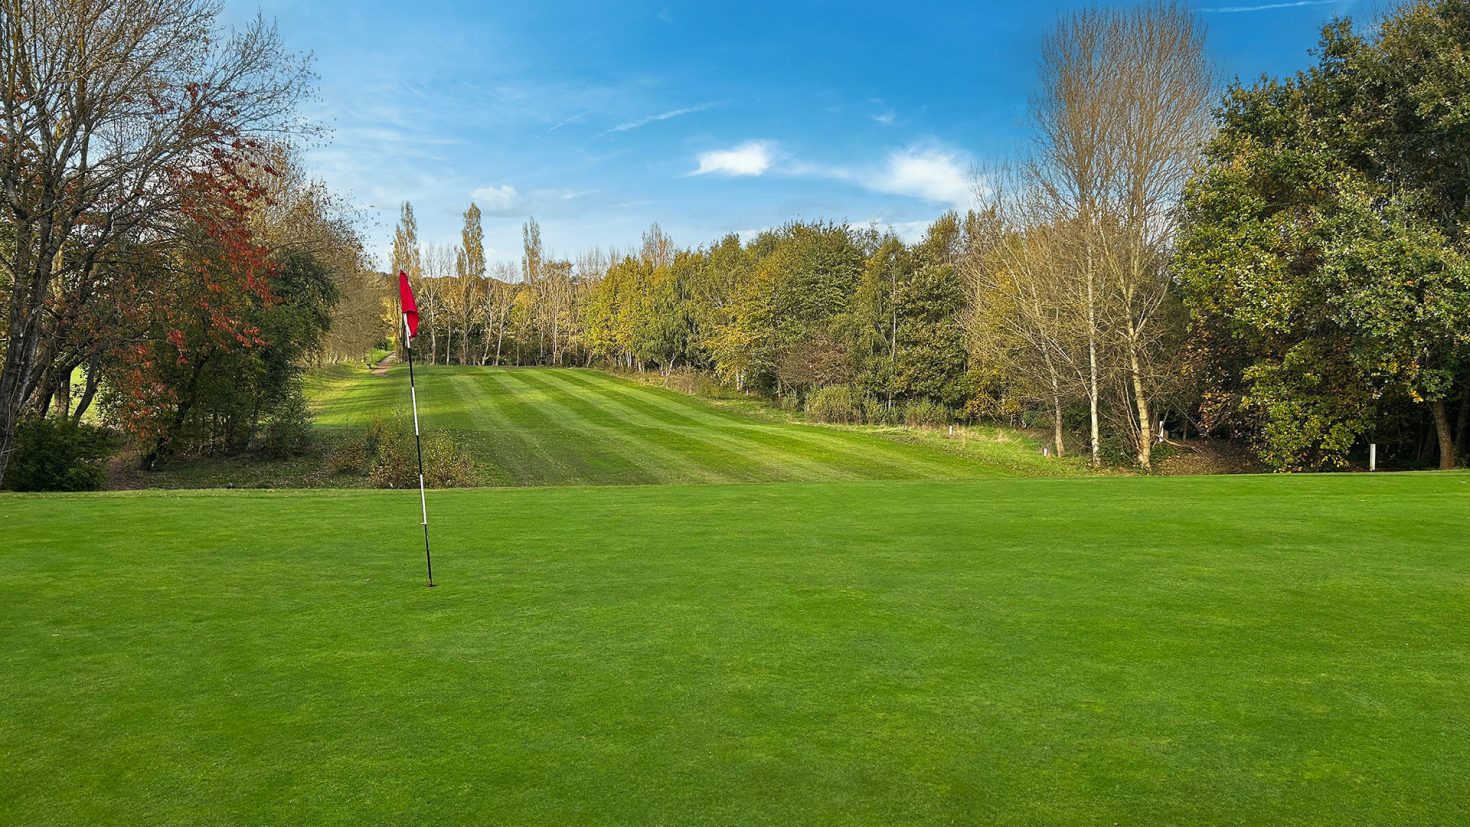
[0,0,312,480]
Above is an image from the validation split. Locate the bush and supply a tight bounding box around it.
[3,419,118,491]
[858,395,900,426]
[661,369,743,400]
[256,388,315,459]
[903,399,950,428]
[805,385,861,424]
[778,392,802,413]
[327,417,391,475]
[368,429,479,488]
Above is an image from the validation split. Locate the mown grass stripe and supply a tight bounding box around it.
[442,373,564,485]
[543,369,859,482]
[309,366,399,429]
[511,369,770,483]
[493,370,726,485]
[478,370,641,484]
[570,370,968,479]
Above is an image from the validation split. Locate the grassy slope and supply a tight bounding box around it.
[3,473,1468,824]
[306,364,1073,486]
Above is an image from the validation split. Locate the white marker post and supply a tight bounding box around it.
[1370,443,1377,472]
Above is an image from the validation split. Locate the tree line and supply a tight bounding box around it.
[389,0,1468,472]
[4,1,1464,484]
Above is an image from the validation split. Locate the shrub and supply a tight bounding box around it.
[368,429,479,488]
[858,395,900,426]
[3,419,118,491]
[257,388,315,459]
[805,385,861,424]
[778,392,802,413]
[903,399,950,428]
[326,436,369,475]
[327,417,392,475]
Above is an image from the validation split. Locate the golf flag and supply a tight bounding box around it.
[397,268,433,587]
[398,270,419,339]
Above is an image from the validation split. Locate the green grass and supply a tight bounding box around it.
[306,364,1074,487]
[3,473,1468,823]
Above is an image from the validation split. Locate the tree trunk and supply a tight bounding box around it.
[1085,249,1101,469]
[1052,391,1066,457]
[1456,388,1469,459]
[1431,398,1456,470]
[142,353,211,471]
[53,370,72,418]
[1129,344,1151,470]
[0,222,50,481]
[72,358,102,424]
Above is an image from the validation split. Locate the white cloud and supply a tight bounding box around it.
[607,102,717,134]
[471,184,522,215]
[864,146,977,209]
[732,225,775,241]
[691,141,775,177]
[871,112,896,126]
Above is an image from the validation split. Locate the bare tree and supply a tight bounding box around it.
[1029,7,1122,467]
[967,177,1095,458]
[1095,4,1213,468]
[480,262,518,365]
[1016,2,1212,468]
[421,243,459,364]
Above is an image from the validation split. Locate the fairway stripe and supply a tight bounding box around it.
[444,374,576,485]
[481,370,642,484]
[567,370,968,479]
[530,369,856,482]
[493,370,731,484]
[544,369,861,482]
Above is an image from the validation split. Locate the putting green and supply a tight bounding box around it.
[3,473,1467,823]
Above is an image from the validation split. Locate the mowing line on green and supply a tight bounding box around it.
[491,370,727,485]
[564,369,968,479]
[529,369,858,482]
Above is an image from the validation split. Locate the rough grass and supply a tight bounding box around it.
[304,365,1076,487]
[3,473,1468,824]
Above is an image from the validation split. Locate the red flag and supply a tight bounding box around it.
[398,270,419,339]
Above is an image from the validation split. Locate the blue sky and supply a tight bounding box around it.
[222,0,1365,269]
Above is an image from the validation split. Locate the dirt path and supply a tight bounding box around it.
[370,353,399,376]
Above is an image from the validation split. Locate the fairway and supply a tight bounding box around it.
[3,473,1468,824]
[308,365,1061,486]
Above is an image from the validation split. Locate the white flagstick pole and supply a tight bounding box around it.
[404,313,434,587]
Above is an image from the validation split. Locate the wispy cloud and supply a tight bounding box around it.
[547,110,592,133]
[606,102,717,134]
[1200,0,1336,12]
[470,184,594,217]
[690,141,775,177]
[867,98,897,126]
[691,142,976,207]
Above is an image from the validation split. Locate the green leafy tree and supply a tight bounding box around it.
[1178,1,1470,469]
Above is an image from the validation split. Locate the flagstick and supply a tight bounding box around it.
[405,314,434,588]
